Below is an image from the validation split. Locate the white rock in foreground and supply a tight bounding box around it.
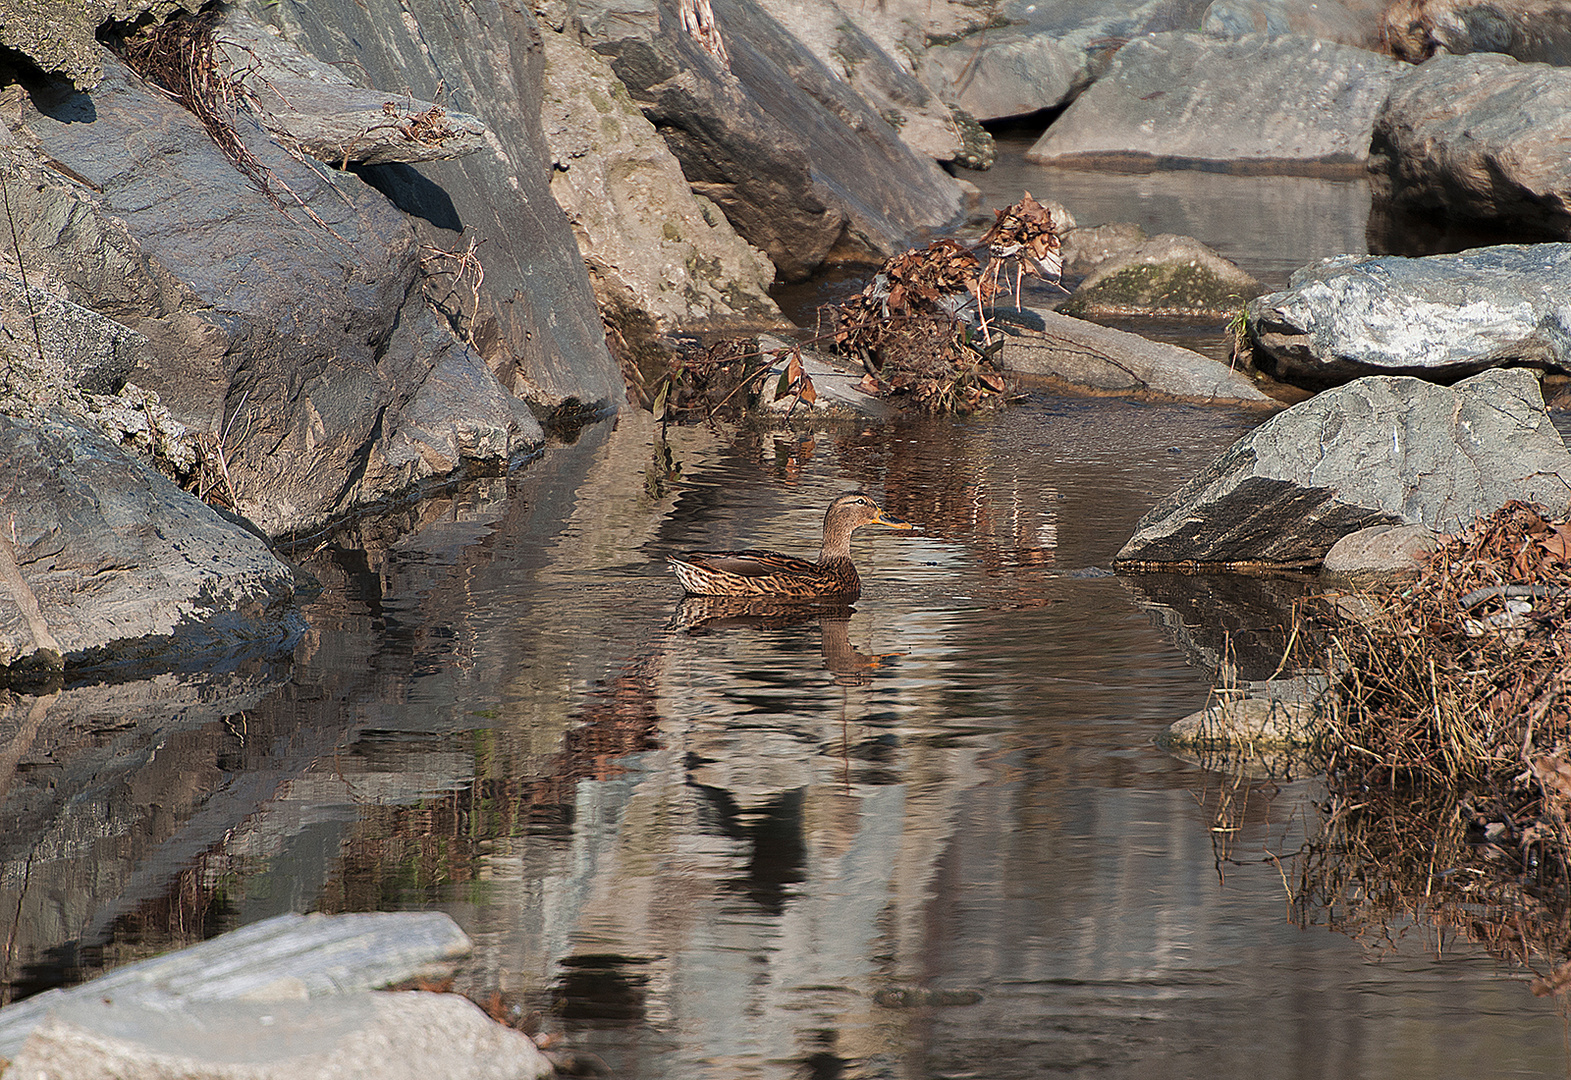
[6,992,551,1080]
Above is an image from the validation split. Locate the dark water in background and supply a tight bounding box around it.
[4,147,1571,1077]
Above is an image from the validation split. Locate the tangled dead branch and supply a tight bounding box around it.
[648,338,816,423]
[419,237,487,348]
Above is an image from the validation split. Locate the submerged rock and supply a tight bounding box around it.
[0,414,300,674]
[1026,33,1404,173]
[1059,222,1148,278]
[1058,233,1263,317]
[1246,244,1571,389]
[1115,368,1571,566]
[1369,53,1571,237]
[1164,679,1329,750]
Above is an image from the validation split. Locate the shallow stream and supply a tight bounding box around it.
[5,142,1570,1077]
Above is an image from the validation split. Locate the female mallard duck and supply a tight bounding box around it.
[668,493,912,601]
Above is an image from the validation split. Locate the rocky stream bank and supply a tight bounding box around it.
[4,0,1571,1066]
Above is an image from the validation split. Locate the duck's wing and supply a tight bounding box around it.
[671,549,820,578]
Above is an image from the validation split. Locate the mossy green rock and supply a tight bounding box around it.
[1059,233,1262,317]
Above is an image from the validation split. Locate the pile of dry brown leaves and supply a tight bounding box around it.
[978,190,1064,311]
[829,239,1007,413]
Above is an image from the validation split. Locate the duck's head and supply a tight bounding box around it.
[827,492,910,531]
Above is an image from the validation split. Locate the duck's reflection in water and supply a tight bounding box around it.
[669,597,897,686]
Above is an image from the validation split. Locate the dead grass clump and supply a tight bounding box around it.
[1320,500,1571,787]
[828,240,1007,414]
[1293,500,1571,991]
[118,13,348,242]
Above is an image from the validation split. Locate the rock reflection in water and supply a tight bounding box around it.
[1120,568,1319,682]
[0,665,291,1004]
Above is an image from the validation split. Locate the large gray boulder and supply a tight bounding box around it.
[237,0,624,408]
[1246,244,1571,390]
[1027,32,1405,173]
[1383,0,1571,64]
[1115,368,1571,566]
[0,414,300,672]
[918,0,1212,121]
[539,27,782,331]
[7,62,539,537]
[751,0,970,163]
[577,0,967,281]
[1369,52,1571,237]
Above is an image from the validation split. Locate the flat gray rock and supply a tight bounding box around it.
[1369,53,1571,237]
[999,308,1278,406]
[1246,244,1571,389]
[756,335,891,419]
[1115,368,1571,566]
[0,414,300,672]
[1027,32,1405,173]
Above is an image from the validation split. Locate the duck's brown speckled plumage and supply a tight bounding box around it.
[668,493,912,601]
